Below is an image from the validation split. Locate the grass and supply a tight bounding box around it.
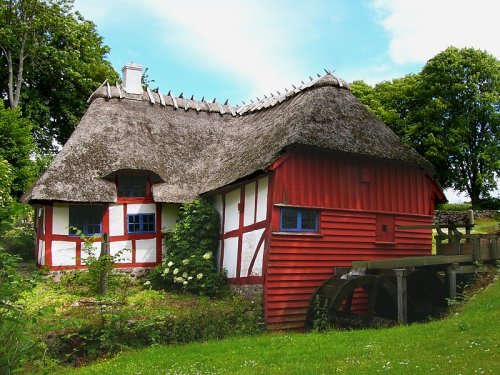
[14,274,262,368]
[67,276,500,375]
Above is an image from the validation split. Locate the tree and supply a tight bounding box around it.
[0,104,36,198]
[412,47,499,206]
[0,0,118,151]
[352,47,499,207]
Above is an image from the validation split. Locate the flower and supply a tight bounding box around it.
[188,276,193,280]
[183,281,188,285]
[173,268,179,275]
[143,280,151,286]
[196,273,204,280]
[162,268,170,275]
[167,261,174,267]
[202,251,212,260]
[182,272,188,278]
[182,259,189,265]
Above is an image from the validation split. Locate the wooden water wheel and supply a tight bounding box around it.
[305,270,446,331]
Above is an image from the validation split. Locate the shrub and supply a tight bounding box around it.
[0,203,35,261]
[475,197,500,210]
[67,229,131,296]
[436,203,472,211]
[152,199,228,297]
[0,247,44,374]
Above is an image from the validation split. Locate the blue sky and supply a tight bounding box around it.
[73,0,499,202]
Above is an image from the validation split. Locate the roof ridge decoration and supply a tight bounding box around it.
[86,71,350,117]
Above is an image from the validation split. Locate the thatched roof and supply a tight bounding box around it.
[22,73,435,204]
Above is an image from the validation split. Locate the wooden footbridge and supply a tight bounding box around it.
[305,219,499,330]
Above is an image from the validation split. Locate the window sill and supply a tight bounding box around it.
[375,241,396,246]
[272,232,323,238]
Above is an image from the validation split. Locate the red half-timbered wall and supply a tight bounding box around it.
[264,149,442,330]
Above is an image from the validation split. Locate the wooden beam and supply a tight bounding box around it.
[447,263,459,300]
[397,224,474,230]
[146,87,155,104]
[395,268,408,324]
[116,82,123,99]
[352,254,474,269]
[157,89,166,106]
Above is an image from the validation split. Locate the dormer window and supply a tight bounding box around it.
[117,175,148,198]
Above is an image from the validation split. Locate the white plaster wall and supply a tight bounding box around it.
[81,242,101,263]
[53,204,69,235]
[161,204,179,231]
[224,189,240,233]
[38,240,45,265]
[244,182,256,226]
[222,237,238,278]
[240,228,265,277]
[136,238,156,263]
[127,203,156,215]
[52,241,76,266]
[109,204,124,236]
[110,240,132,263]
[256,176,269,222]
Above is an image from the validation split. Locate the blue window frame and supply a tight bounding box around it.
[69,205,103,236]
[127,213,155,234]
[280,207,318,232]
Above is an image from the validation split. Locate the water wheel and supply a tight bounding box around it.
[305,269,447,331]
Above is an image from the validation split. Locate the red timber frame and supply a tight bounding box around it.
[218,174,273,285]
[38,176,165,270]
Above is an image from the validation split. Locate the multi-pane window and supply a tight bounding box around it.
[69,205,103,236]
[280,208,318,232]
[117,175,147,197]
[127,213,155,234]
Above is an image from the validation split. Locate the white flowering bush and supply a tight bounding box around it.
[149,199,228,297]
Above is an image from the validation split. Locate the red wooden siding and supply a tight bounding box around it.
[265,150,438,330]
[272,150,436,216]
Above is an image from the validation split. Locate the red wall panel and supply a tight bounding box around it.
[265,150,439,330]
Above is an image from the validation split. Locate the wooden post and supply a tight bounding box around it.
[492,237,499,260]
[395,268,408,324]
[447,263,459,300]
[472,237,481,260]
[466,210,474,232]
[99,233,110,295]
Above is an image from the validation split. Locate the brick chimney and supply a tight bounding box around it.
[121,63,143,94]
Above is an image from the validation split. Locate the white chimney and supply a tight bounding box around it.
[121,63,143,94]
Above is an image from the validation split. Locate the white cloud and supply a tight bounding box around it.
[139,0,314,97]
[371,0,500,64]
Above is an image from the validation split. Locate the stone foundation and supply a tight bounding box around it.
[48,267,151,282]
[230,284,263,304]
[434,210,499,226]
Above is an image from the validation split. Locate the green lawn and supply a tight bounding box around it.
[68,278,500,375]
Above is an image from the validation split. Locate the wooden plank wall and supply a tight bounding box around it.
[273,150,434,215]
[265,150,437,330]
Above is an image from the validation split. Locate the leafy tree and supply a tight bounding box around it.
[0,0,118,151]
[352,47,499,206]
[412,47,499,206]
[0,104,36,198]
